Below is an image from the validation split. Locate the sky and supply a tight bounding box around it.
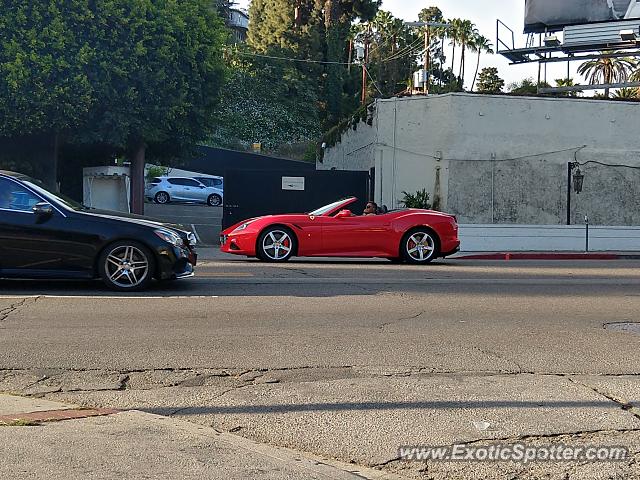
[234,0,578,89]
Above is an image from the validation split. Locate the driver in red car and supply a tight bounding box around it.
[363,201,378,216]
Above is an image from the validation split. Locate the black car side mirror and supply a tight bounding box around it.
[32,202,54,216]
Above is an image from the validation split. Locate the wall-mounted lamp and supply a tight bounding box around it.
[567,161,585,225]
[573,167,584,194]
[619,28,640,41]
[543,35,561,46]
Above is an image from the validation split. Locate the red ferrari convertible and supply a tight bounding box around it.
[220,197,460,263]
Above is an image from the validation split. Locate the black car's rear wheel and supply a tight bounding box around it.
[401,229,439,264]
[98,241,155,291]
[257,227,296,262]
[155,192,170,204]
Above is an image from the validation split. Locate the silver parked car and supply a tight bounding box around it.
[145,177,223,207]
[193,176,223,190]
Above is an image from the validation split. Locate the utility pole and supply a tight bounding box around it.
[424,25,430,94]
[361,24,371,105]
[406,22,450,95]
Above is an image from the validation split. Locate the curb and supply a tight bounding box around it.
[453,253,626,261]
[0,407,121,425]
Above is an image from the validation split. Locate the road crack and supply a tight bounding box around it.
[469,345,524,373]
[566,376,640,421]
[379,310,426,331]
[0,297,37,322]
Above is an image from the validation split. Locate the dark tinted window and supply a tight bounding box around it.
[0,178,41,212]
[168,178,200,186]
[196,177,223,188]
[150,177,162,184]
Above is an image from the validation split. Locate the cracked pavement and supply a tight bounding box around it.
[2,257,640,479]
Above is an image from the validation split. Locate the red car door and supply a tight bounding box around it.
[319,214,389,256]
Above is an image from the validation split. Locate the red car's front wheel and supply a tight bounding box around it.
[257,227,296,262]
[402,229,439,264]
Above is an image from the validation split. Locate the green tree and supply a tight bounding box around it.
[578,52,637,98]
[77,0,227,213]
[447,18,463,81]
[247,0,376,125]
[354,10,418,98]
[554,78,581,97]
[0,1,95,188]
[417,6,448,90]
[612,87,639,99]
[476,67,504,94]
[208,49,321,151]
[456,19,478,86]
[248,0,320,55]
[470,35,494,91]
[508,78,551,95]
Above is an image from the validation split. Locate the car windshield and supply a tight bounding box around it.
[309,199,353,216]
[23,178,87,211]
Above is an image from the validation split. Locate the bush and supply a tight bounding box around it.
[400,189,432,209]
[145,165,168,182]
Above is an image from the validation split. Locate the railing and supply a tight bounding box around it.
[496,19,516,53]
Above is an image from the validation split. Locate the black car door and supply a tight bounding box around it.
[0,177,95,277]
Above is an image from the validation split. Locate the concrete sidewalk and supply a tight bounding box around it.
[0,393,400,480]
[451,252,640,260]
[195,247,640,263]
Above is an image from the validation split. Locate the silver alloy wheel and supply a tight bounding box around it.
[155,192,169,204]
[208,194,222,206]
[104,245,150,289]
[262,230,292,261]
[406,232,435,262]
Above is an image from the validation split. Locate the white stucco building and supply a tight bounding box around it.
[318,93,640,228]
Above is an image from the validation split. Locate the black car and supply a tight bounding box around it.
[0,171,197,291]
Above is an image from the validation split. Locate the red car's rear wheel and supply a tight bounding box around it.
[402,229,439,264]
[257,227,296,262]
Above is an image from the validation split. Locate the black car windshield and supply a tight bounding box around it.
[309,199,353,216]
[23,179,86,211]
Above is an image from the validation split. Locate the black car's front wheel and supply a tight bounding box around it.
[98,241,155,291]
[401,229,439,264]
[257,227,296,262]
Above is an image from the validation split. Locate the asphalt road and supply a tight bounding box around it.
[1,254,640,479]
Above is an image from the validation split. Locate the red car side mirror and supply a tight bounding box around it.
[336,209,352,218]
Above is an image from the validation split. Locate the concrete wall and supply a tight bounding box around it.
[320,93,640,225]
[460,224,640,252]
[318,114,377,173]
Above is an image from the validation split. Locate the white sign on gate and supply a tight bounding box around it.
[282,177,305,191]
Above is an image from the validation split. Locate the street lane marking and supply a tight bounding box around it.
[0,295,219,300]
[187,277,640,285]
[195,272,254,277]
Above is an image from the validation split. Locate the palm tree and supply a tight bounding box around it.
[577,52,637,98]
[470,34,494,91]
[613,87,639,99]
[457,20,478,86]
[554,78,582,97]
[447,19,463,78]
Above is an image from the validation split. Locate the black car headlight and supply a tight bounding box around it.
[154,229,184,247]
[187,232,197,247]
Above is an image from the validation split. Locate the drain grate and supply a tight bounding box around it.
[604,322,640,334]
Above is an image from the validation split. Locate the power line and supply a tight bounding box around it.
[579,160,640,170]
[363,64,385,97]
[378,36,425,64]
[376,144,588,162]
[229,49,352,66]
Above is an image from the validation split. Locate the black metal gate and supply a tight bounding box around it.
[222,169,371,230]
